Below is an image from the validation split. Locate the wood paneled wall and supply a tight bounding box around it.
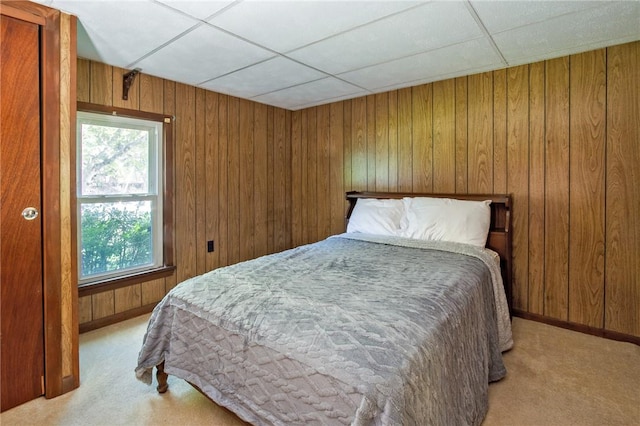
[292,41,639,338]
[77,60,292,329]
[78,41,638,340]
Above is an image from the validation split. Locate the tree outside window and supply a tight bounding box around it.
[77,109,170,285]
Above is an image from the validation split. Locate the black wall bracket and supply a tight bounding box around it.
[122,68,141,100]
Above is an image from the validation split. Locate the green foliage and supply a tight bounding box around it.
[81,203,152,277]
[78,115,161,279]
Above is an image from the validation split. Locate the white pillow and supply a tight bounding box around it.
[400,197,492,247]
[347,198,404,236]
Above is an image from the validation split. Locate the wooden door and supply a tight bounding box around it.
[0,14,45,411]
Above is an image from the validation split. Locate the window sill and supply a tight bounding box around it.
[78,265,176,297]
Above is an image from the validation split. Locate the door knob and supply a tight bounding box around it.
[22,207,39,221]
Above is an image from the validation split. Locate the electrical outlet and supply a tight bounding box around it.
[207,240,214,252]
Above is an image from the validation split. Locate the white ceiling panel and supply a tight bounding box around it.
[369,61,499,94]
[289,1,484,75]
[76,21,102,63]
[494,1,640,65]
[470,0,607,34]
[252,77,366,110]
[207,0,421,53]
[134,24,275,86]
[200,56,327,98]
[50,0,199,66]
[292,90,372,111]
[32,0,640,110]
[338,38,503,91]
[155,0,235,20]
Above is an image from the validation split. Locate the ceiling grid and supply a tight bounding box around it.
[36,0,639,110]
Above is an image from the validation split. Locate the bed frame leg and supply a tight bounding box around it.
[156,361,168,393]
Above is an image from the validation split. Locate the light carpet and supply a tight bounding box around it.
[2,315,638,425]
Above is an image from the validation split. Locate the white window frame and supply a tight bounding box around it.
[77,111,164,285]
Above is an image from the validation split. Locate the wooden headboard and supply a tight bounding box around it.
[345,191,512,313]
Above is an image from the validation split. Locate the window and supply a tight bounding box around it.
[76,104,174,290]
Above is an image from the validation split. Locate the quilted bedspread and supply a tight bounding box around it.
[136,234,512,425]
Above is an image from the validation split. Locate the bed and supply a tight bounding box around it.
[136,191,513,425]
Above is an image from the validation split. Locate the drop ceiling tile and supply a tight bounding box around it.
[208,0,421,53]
[154,0,234,20]
[200,57,327,98]
[371,62,499,94]
[252,77,365,110]
[470,0,607,34]
[291,90,370,111]
[50,0,199,66]
[76,21,101,62]
[289,1,483,75]
[134,24,275,86]
[338,38,504,91]
[494,1,640,65]
[37,0,640,110]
